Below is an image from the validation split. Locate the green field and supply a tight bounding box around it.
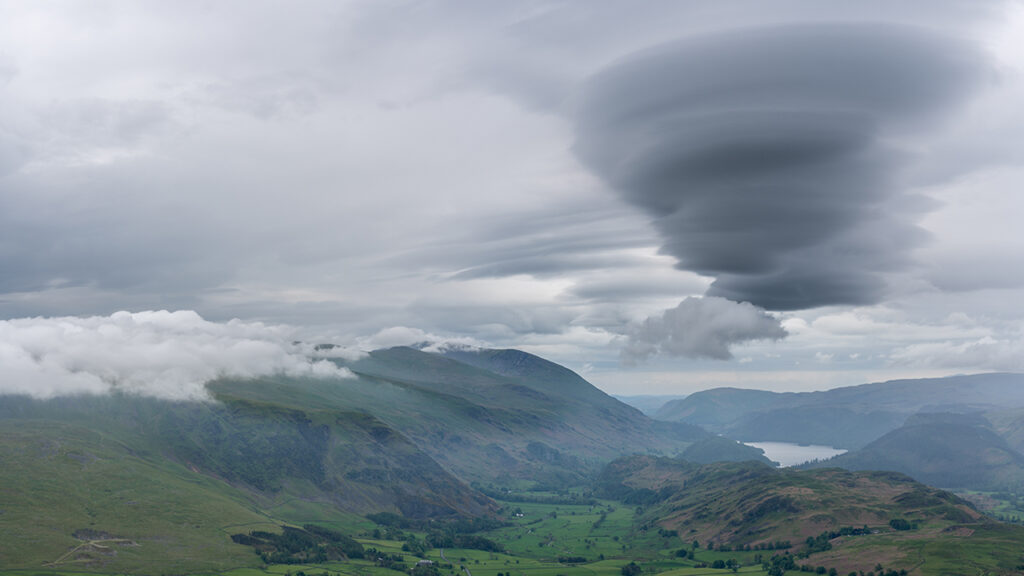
[0,496,765,576]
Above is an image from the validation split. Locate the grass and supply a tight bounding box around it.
[5,514,1024,576]
[0,420,269,573]
[7,414,1024,576]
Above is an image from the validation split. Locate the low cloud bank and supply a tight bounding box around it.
[0,310,352,400]
[889,336,1024,372]
[356,326,488,353]
[622,297,787,363]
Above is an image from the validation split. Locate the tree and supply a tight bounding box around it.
[621,562,642,576]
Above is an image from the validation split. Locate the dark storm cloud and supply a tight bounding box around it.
[574,23,989,310]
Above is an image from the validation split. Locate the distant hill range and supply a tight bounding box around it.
[654,373,1024,450]
[612,394,688,415]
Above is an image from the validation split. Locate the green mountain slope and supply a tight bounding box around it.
[0,392,491,572]
[325,346,712,484]
[1,346,726,572]
[804,413,1024,491]
[679,435,773,464]
[597,455,1024,575]
[0,418,268,572]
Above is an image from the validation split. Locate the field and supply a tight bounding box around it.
[6,439,1024,576]
[0,497,766,576]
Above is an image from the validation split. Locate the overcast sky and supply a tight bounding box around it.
[2,0,1024,396]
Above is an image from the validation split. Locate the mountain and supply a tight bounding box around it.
[324,346,711,484]
[597,454,1024,575]
[654,373,1024,449]
[0,346,725,571]
[0,393,491,571]
[678,435,774,465]
[804,412,1024,491]
[613,394,688,415]
[6,353,1024,576]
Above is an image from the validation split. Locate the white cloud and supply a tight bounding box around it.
[0,310,352,400]
[621,297,787,363]
[889,335,1024,372]
[356,326,488,353]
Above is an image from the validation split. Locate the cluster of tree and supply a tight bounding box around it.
[797,525,876,558]
[365,548,407,572]
[710,558,740,572]
[712,540,790,552]
[764,553,797,576]
[888,518,918,531]
[802,533,834,555]
[424,531,502,552]
[763,554,908,576]
[840,566,907,576]
[402,535,430,557]
[230,525,363,564]
[621,561,642,576]
[410,563,441,576]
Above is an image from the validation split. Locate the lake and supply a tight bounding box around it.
[743,441,847,467]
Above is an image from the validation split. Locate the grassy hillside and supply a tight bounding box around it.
[804,413,1024,491]
[0,392,490,572]
[678,436,773,465]
[596,455,1024,575]
[0,418,269,572]
[0,346,718,572]
[10,352,1023,575]
[322,346,711,484]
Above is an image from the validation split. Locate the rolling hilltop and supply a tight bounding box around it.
[598,454,1024,575]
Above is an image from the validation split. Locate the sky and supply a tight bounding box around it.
[2,0,1024,397]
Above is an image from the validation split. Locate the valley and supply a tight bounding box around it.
[4,348,1024,576]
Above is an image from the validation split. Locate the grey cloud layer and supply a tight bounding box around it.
[622,297,786,363]
[574,23,988,310]
[1,2,1021,381]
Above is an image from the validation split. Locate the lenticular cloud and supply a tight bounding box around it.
[0,310,353,400]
